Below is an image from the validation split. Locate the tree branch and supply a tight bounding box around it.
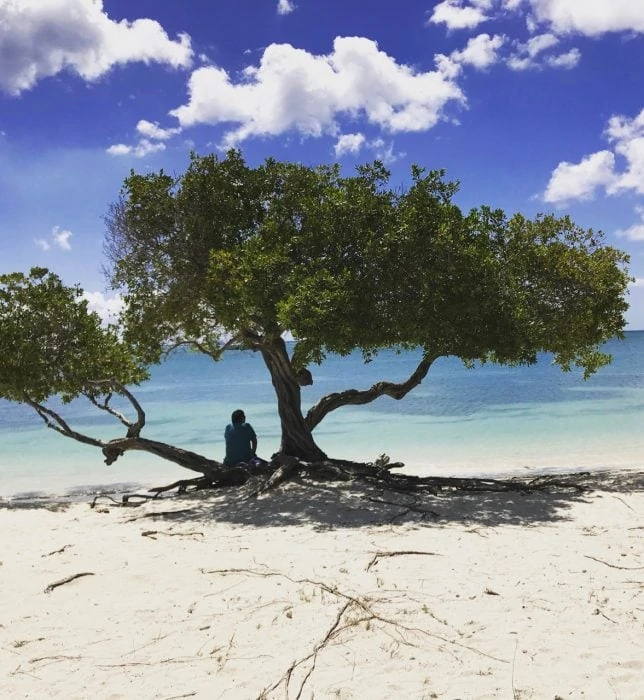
[305,352,439,429]
[100,436,225,480]
[84,379,146,437]
[85,390,135,432]
[23,396,106,448]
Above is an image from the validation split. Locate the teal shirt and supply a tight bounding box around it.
[224,422,257,466]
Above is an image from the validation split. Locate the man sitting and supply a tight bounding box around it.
[224,409,263,467]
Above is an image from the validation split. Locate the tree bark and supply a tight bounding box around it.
[101,436,223,478]
[260,338,327,460]
[305,352,438,430]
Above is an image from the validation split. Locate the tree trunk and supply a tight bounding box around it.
[260,338,327,461]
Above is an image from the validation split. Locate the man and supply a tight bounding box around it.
[223,409,258,466]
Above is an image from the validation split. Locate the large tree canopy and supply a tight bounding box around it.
[104,151,630,459]
[0,151,631,484]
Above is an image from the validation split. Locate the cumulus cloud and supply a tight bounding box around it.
[528,0,644,36]
[82,291,124,325]
[0,0,193,95]
[543,151,616,203]
[136,119,182,141]
[277,0,296,15]
[170,37,464,148]
[544,48,580,69]
[369,138,405,164]
[543,108,644,203]
[35,226,73,251]
[429,1,644,38]
[107,139,166,158]
[450,33,506,69]
[507,32,560,70]
[616,206,644,242]
[334,133,366,157]
[605,110,644,196]
[429,0,491,31]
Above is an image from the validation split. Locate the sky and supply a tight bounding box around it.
[1,0,644,327]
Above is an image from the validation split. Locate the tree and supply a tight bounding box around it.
[0,151,631,488]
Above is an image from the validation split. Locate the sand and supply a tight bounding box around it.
[1,470,642,699]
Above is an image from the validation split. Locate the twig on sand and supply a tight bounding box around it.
[584,555,644,571]
[125,508,195,523]
[593,608,618,624]
[366,496,440,522]
[612,495,635,512]
[42,544,73,557]
[511,636,520,699]
[258,600,353,700]
[141,529,204,540]
[366,550,440,571]
[206,565,508,699]
[44,572,94,594]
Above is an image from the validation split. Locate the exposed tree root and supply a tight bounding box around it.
[112,456,593,505]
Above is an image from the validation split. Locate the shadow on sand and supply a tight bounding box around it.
[2,469,641,529]
[37,467,641,530]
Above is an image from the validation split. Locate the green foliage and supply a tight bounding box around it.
[105,150,630,377]
[0,269,147,403]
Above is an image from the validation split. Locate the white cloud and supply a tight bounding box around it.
[0,0,193,95]
[544,48,580,69]
[368,138,405,164]
[615,205,644,243]
[543,108,644,204]
[277,0,296,15]
[543,150,616,203]
[528,0,644,36]
[82,291,124,325]
[170,37,464,148]
[429,0,491,31]
[428,1,644,40]
[334,133,366,157]
[617,223,644,242]
[450,33,506,69]
[106,139,166,158]
[136,119,181,141]
[52,226,72,250]
[605,110,644,144]
[35,225,73,251]
[507,32,561,70]
[605,110,644,196]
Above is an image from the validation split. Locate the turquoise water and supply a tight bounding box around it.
[1,333,644,498]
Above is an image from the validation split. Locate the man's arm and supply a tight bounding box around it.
[249,425,258,454]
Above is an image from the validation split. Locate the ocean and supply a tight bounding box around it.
[1,333,643,499]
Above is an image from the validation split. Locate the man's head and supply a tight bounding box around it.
[231,409,245,425]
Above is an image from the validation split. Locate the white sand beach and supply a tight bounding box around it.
[1,470,642,699]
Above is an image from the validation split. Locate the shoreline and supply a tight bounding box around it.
[1,468,642,698]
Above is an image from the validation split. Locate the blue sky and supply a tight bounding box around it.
[1,0,644,327]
